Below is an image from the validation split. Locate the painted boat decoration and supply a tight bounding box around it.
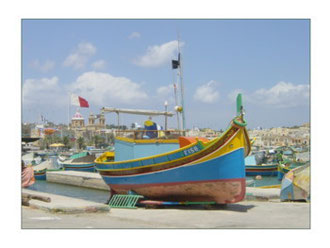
[57,152,99,172]
[95,94,251,204]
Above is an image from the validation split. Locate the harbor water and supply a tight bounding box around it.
[246,176,281,187]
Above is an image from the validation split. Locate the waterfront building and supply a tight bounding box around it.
[86,113,106,132]
[248,124,310,147]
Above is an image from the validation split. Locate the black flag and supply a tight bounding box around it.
[172,60,179,69]
[171,53,181,69]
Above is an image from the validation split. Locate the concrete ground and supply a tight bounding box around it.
[22,200,310,229]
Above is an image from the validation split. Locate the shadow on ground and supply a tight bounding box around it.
[136,203,255,212]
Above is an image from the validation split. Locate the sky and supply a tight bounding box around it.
[22,19,310,130]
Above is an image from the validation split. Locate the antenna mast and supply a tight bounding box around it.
[177,33,186,132]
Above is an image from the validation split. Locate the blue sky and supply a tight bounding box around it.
[22,19,310,130]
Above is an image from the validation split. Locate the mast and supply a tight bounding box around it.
[68,93,71,128]
[177,34,186,132]
[173,70,181,130]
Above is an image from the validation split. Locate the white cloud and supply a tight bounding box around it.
[156,84,176,105]
[134,40,183,67]
[91,60,107,70]
[69,71,148,106]
[229,81,310,108]
[157,84,173,96]
[63,42,96,69]
[193,80,220,104]
[129,32,141,39]
[30,59,55,73]
[22,76,66,106]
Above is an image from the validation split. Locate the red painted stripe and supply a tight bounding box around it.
[109,178,245,189]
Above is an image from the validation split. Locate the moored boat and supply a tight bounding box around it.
[245,164,278,176]
[33,159,63,180]
[280,163,310,202]
[58,151,115,172]
[33,168,47,180]
[57,152,99,172]
[277,160,308,180]
[245,149,279,176]
[95,94,251,204]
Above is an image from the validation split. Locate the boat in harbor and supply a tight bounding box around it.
[57,152,102,172]
[95,94,251,204]
[245,163,278,176]
[57,151,115,172]
[33,168,47,180]
[245,153,278,176]
[280,163,310,202]
[277,160,308,180]
[33,157,64,180]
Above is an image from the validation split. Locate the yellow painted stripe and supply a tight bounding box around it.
[258,185,281,189]
[189,128,246,165]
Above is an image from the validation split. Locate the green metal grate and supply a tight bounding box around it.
[108,194,143,209]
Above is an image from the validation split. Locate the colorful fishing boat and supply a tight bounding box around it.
[245,164,278,176]
[95,94,251,204]
[57,152,99,172]
[33,168,47,180]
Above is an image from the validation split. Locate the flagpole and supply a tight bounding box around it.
[177,34,186,133]
[173,70,180,130]
[68,93,71,129]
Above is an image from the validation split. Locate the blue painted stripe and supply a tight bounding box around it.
[101,148,245,186]
[34,174,46,180]
[167,151,183,161]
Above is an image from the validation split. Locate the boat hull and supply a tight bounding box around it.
[100,147,246,204]
[34,170,47,180]
[110,178,245,204]
[62,163,96,172]
[57,160,96,172]
[245,165,278,176]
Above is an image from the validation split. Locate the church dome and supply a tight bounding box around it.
[72,111,84,120]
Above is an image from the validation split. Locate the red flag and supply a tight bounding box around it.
[78,96,89,108]
[71,94,89,108]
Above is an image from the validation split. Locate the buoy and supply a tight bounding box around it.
[255,175,262,180]
[175,106,183,112]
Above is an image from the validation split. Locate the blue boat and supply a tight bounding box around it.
[95,94,251,204]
